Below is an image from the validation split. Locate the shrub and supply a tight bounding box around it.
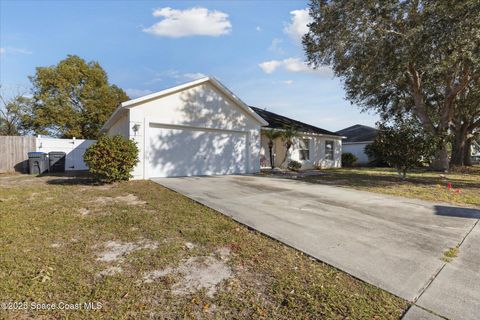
[84,135,139,183]
[341,152,357,167]
[287,160,302,171]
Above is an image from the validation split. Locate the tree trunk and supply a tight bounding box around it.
[268,143,275,169]
[281,143,292,168]
[431,141,449,171]
[450,125,468,167]
[464,138,473,166]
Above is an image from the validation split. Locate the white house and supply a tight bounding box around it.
[336,124,378,165]
[252,107,342,170]
[100,77,342,179]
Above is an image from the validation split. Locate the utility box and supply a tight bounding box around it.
[28,152,49,175]
[48,151,66,173]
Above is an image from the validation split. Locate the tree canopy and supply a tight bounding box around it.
[365,118,435,178]
[304,0,480,170]
[0,90,30,136]
[25,55,129,139]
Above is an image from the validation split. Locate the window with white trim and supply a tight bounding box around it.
[299,138,310,161]
[325,140,334,160]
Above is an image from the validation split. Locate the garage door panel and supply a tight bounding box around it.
[148,125,247,177]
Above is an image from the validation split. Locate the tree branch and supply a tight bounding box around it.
[406,63,435,132]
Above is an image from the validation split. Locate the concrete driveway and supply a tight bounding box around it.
[152,175,480,320]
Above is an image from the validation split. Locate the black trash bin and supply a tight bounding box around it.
[48,151,66,173]
[28,152,49,175]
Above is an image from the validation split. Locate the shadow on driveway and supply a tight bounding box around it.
[435,205,480,219]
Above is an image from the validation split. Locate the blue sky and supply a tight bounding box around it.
[0,0,378,131]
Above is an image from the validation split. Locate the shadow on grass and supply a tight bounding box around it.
[38,171,104,186]
[435,205,480,219]
[300,169,480,190]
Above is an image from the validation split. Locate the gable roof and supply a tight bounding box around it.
[101,77,268,133]
[335,124,378,143]
[250,106,341,137]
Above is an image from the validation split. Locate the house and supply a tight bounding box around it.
[100,77,342,179]
[252,107,342,169]
[335,124,378,165]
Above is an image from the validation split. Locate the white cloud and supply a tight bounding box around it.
[143,7,232,38]
[268,38,284,54]
[259,57,333,76]
[256,26,262,32]
[283,80,293,85]
[125,88,153,98]
[283,8,313,43]
[0,47,33,55]
[283,58,311,73]
[10,47,32,54]
[183,72,207,80]
[259,60,283,74]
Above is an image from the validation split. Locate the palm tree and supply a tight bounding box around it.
[281,126,299,167]
[263,129,282,168]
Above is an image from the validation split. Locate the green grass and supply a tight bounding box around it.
[0,174,407,319]
[297,166,480,207]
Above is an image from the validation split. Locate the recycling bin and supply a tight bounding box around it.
[28,152,49,175]
[48,151,66,173]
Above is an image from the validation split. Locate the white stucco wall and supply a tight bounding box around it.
[260,132,342,169]
[106,111,130,137]
[126,82,262,179]
[342,142,371,165]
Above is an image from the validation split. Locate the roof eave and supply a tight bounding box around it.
[260,127,342,139]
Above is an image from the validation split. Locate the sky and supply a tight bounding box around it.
[0,0,378,131]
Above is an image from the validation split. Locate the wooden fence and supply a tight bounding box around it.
[0,136,36,173]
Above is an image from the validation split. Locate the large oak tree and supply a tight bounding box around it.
[304,0,480,170]
[25,55,129,139]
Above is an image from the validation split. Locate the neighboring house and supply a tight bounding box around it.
[472,139,480,164]
[336,124,378,165]
[252,107,342,170]
[100,77,341,179]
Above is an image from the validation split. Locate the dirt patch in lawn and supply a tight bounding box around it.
[141,247,232,298]
[92,194,146,206]
[96,239,159,263]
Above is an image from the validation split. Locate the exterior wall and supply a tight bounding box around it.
[342,142,371,165]
[106,111,130,137]
[128,82,262,179]
[260,132,342,169]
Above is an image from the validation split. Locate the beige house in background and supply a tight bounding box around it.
[251,107,343,170]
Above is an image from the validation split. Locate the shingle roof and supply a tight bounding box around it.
[335,124,378,143]
[250,106,341,136]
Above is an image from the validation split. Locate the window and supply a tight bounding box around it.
[299,138,310,161]
[325,140,334,160]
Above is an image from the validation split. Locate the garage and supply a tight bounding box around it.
[147,124,248,178]
[100,77,268,179]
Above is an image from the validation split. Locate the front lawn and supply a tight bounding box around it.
[298,166,480,207]
[0,174,407,319]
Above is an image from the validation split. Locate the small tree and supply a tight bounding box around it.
[0,88,31,135]
[84,135,138,183]
[263,129,282,169]
[368,120,435,178]
[281,126,299,167]
[341,152,357,167]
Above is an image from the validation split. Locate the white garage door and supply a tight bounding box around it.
[147,125,248,178]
